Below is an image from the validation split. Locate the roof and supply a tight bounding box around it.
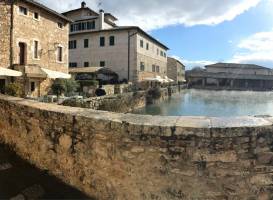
[21,0,72,22]
[105,13,118,21]
[62,7,118,21]
[69,67,118,75]
[70,26,169,50]
[62,7,99,16]
[168,57,185,67]
[205,63,270,70]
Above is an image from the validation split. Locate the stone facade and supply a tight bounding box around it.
[0,1,11,69]
[167,57,185,83]
[0,1,12,89]
[1,95,273,199]
[63,3,168,82]
[0,0,70,97]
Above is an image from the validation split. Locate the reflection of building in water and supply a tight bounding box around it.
[186,63,273,91]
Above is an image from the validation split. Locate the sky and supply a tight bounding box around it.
[38,0,273,69]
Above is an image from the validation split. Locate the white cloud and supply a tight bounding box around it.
[230,30,273,67]
[37,0,261,31]
[170,56,216,69]
[181,29,273,69]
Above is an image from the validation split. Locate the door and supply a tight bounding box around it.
[19,42,26,65]
[0,79,6,94]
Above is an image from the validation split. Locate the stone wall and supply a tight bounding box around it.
[2,95,273,200]
[84,91,147,113]
[83,87,175,112]
[0,1,11,69]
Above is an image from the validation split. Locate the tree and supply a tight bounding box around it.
[5,83,24,97]
[52,79,79,97]
[51,79,66,97]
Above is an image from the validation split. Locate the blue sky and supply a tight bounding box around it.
[40,0,273,69]
[150,0,273,69]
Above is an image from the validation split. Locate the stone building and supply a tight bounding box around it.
[187,63,273,90]
[167,57,185,84]
[0,0,71,97]
[63,2,169,83]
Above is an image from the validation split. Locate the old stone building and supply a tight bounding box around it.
[167,57,185,84]
[187,63,273,90]
[63,2,169,83]
[0,0,71,97]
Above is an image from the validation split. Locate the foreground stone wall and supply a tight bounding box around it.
[1,95,273,200]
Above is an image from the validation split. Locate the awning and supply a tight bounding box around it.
[0,67,22,77]
[41,68,71,79]
[25,65,71,79]
[164,76,174,82]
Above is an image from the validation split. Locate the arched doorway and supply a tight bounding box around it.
[19,42,27,65]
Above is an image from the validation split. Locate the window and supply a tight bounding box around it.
[100,37,105,47]
[163,52,166,58]
[69,40,77,49]
[109,36,115,46]
[33,40,39,59]
[70,21,95,32]
[146,43,149,50]
[57,22,63,29]
[33,12,39,20]
[19,6,28,15]
[140,40,144,48]
[156,66,160,73]
[84,62,89,67]
[69,62,77,68]
[57,46,63,62]
[84,39,89,48]
[152,65,156,72]
[30,81,35,92]
[100,61,105,67]
[160,51,163,56]
[140,62,145,71]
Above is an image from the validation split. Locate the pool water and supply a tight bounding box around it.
[133,89,273,117]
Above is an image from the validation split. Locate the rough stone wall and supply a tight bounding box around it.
[65,87,172,113]
[84,91,147,112]
[2,95,273,200]
[0,1,11,69]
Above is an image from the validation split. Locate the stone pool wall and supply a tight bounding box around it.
[64,86,180,113]
[1,95,273,199]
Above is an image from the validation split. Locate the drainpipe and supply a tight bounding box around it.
[127,31,138,81]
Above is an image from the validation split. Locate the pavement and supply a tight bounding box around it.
[0,144,91,199]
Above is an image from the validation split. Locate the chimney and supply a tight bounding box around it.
[81,1,86,8]
[99,9,105,30]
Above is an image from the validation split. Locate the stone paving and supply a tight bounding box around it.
[0,144,91,199]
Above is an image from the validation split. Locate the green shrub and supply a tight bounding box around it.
[78,80,99,87]
[5,83,23,97]
[62,98,86,108]
[52,79,79,97]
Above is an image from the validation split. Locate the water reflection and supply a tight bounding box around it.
[133,89,273,117]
